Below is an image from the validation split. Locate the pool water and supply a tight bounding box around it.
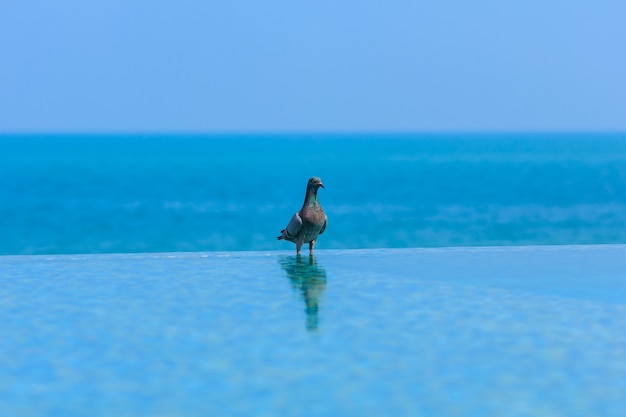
[1,246,625,416]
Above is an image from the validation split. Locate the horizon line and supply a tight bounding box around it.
[1,129,626,137]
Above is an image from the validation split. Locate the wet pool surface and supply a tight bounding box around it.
[1,246,625,416]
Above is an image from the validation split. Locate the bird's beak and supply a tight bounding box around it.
[319,183,325,189]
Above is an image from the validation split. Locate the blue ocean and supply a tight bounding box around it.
[2,133,626,255]
[3,133,626,417]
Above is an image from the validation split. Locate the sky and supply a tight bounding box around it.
[1,1,625,133]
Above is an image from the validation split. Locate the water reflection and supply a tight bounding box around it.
[279,254,327,331]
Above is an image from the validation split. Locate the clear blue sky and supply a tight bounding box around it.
[1,1,625,133]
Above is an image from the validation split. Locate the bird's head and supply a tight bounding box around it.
[308,177,325,190]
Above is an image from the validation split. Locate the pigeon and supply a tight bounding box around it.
[277,177,328,254]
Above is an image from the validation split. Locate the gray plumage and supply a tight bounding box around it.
[277,177,328,254]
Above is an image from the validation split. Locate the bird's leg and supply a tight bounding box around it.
[309,239,316,253]
[296,241,303,254]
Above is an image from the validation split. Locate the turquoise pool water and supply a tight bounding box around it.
[1,246,625,416]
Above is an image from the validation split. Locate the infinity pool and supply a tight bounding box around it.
[1,246,625,416]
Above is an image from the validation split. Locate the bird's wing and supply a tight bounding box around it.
[319,214,328,235]
[284,212,303,238]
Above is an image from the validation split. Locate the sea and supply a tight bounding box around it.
[2,132,626,255]
[2,133,626,417]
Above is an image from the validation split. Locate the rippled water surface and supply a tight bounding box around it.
[1,246,625,416]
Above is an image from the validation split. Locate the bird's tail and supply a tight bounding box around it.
[277,229,285,240]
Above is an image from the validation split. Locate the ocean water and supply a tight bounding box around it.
[2,133,626,255]
[2,134,626,416]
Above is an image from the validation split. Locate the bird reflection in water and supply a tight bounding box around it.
[279,254,327,331]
